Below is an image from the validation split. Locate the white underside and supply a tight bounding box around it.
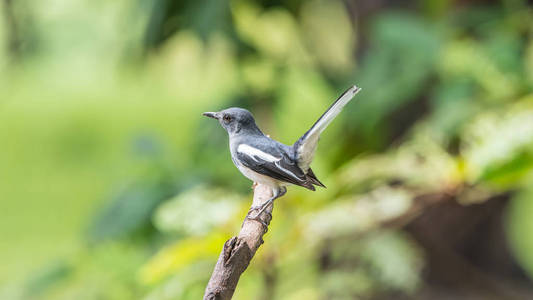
[236,164,288,188]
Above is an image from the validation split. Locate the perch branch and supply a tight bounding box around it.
[203,184,274,300]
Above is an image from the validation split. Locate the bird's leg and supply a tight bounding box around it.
[246,186,287,227]
[255,186,286,216]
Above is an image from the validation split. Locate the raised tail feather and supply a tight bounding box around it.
[294,85,361,173]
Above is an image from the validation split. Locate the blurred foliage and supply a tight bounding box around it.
[1,0,533,299]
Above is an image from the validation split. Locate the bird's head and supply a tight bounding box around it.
[203,107,260,136]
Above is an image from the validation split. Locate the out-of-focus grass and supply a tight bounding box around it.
[0,43,240,280]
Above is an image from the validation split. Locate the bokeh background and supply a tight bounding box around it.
[1,0,533,299]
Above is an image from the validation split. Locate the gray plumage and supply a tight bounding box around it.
[203,85,361,222]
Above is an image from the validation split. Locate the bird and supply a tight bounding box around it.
[203,85,361,225]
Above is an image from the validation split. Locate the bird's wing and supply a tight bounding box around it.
[293,85,361,172]
[236,143,315,190]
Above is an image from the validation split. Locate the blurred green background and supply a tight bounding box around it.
[1,0,533,299]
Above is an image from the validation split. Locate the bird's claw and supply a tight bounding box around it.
[244,205,272,229]
[251,182,258,189]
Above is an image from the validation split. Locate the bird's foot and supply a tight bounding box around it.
[242,187,285,231]
[244,204,272,229]
[251,182,258,189]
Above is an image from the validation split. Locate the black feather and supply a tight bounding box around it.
[306,168,326,188]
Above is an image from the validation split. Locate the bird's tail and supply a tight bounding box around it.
[294,85,361,172]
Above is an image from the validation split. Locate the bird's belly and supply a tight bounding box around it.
[236,164,281,187]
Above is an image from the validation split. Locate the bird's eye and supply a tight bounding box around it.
[223,115,232,123]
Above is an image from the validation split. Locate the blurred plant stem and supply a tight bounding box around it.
[2,0,20,59]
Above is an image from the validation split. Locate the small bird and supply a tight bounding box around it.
[203,85,361,224]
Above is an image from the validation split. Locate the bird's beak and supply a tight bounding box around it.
[202,112,219,119]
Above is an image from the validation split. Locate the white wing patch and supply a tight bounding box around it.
[274,161,305,181]
[237,144,281,163]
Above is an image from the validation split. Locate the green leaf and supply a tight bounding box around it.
[87,178,177,243]
[153,186,242,235]
[24,261,72,298]
[361,231,423,293]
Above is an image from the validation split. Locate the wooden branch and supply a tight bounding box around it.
[203,184,274,300]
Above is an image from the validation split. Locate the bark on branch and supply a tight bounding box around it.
[203,184,274,300]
